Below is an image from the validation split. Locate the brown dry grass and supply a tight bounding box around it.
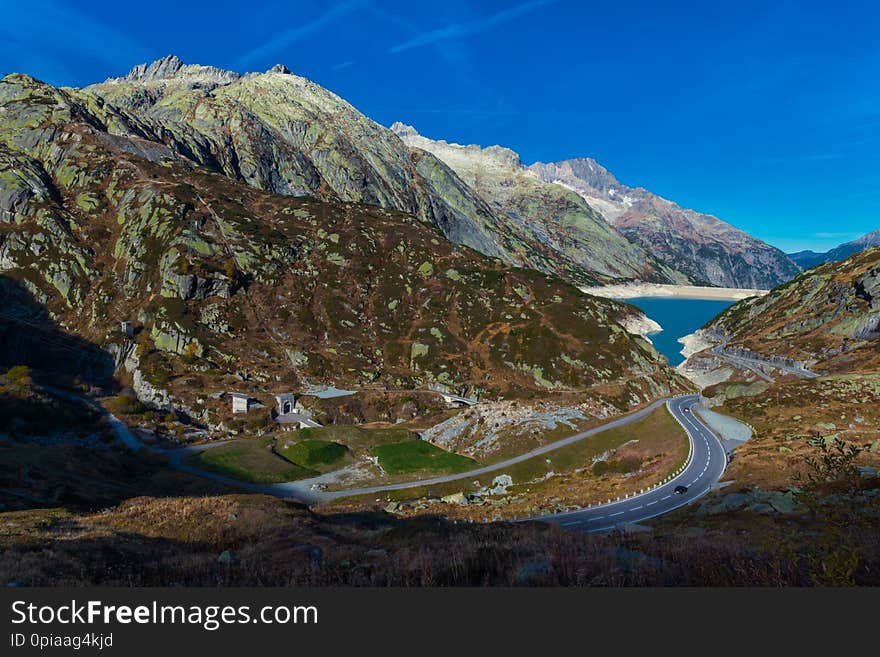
[717,374,880,488]
[2,488,878,586]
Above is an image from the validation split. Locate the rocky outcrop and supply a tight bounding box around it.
[161,273,232,301]
[619,311,662,342]
[122,346,174,410]
[529,158,801,289]
[105,54,241,86]
[0,148,57,222]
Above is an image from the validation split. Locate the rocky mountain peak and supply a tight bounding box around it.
[852,227,880,248]
[530,158,620,194]
[126,54,184,80]
[529,156,800,288]
[108,54,240,85]
[267,64,293,75]
[390,121,419,138]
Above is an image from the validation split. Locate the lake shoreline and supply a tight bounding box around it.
[581,282,768,301]
[621,297,737,367]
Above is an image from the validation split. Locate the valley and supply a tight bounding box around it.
[0,53,878,588]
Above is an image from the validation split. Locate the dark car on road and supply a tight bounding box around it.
[674,485,688,495]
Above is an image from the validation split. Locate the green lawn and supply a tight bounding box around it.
[372,440,476,475]
[184,437,316,484]
[186,427,476,483]
[277,439,348,468]
[293,425,416,453]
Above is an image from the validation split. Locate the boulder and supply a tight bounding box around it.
[441,492,469,505]
[482,474,514,496]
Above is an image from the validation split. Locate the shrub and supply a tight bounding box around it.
[591,460,609,476]
[608,456,642,474]
[223,259,237,280]
[105,395,145,415]
[246,410,272,432]
[5,365,32,388]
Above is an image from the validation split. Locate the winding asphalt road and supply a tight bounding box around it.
[535,394,727,532]
[54,385,729,529]
[164,393,730,529]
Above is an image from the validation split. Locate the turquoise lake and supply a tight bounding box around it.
[625,297,735,366]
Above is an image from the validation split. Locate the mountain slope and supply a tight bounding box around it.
[391,123,687,284]
[528,158,801,289]
[81,55,633,286]
[704,246,880,372]
[789,228,880,269]
[0,72,688,414]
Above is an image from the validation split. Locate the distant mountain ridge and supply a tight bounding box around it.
[528,158,801,289]
[789,228,880,269]
[390,122,687,284]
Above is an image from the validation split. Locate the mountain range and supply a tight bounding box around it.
[71,55,799,290]
[393,123,800,290]
[788,228,880,269]
[390,122,685,284]
[81,55,652,287]
[2,55,879,589]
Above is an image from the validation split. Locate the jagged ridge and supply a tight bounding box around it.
[529,158,801,289]
[83,56,634,286]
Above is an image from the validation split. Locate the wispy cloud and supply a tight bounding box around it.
[330,60,356,71]
[0,0,147,81]
[233,0,364,70]
[814,232,861,239]
[388,0,556,54]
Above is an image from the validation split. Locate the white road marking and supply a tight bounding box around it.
[550,398,726,532]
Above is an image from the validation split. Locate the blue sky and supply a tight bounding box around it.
[1,0,878,253]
